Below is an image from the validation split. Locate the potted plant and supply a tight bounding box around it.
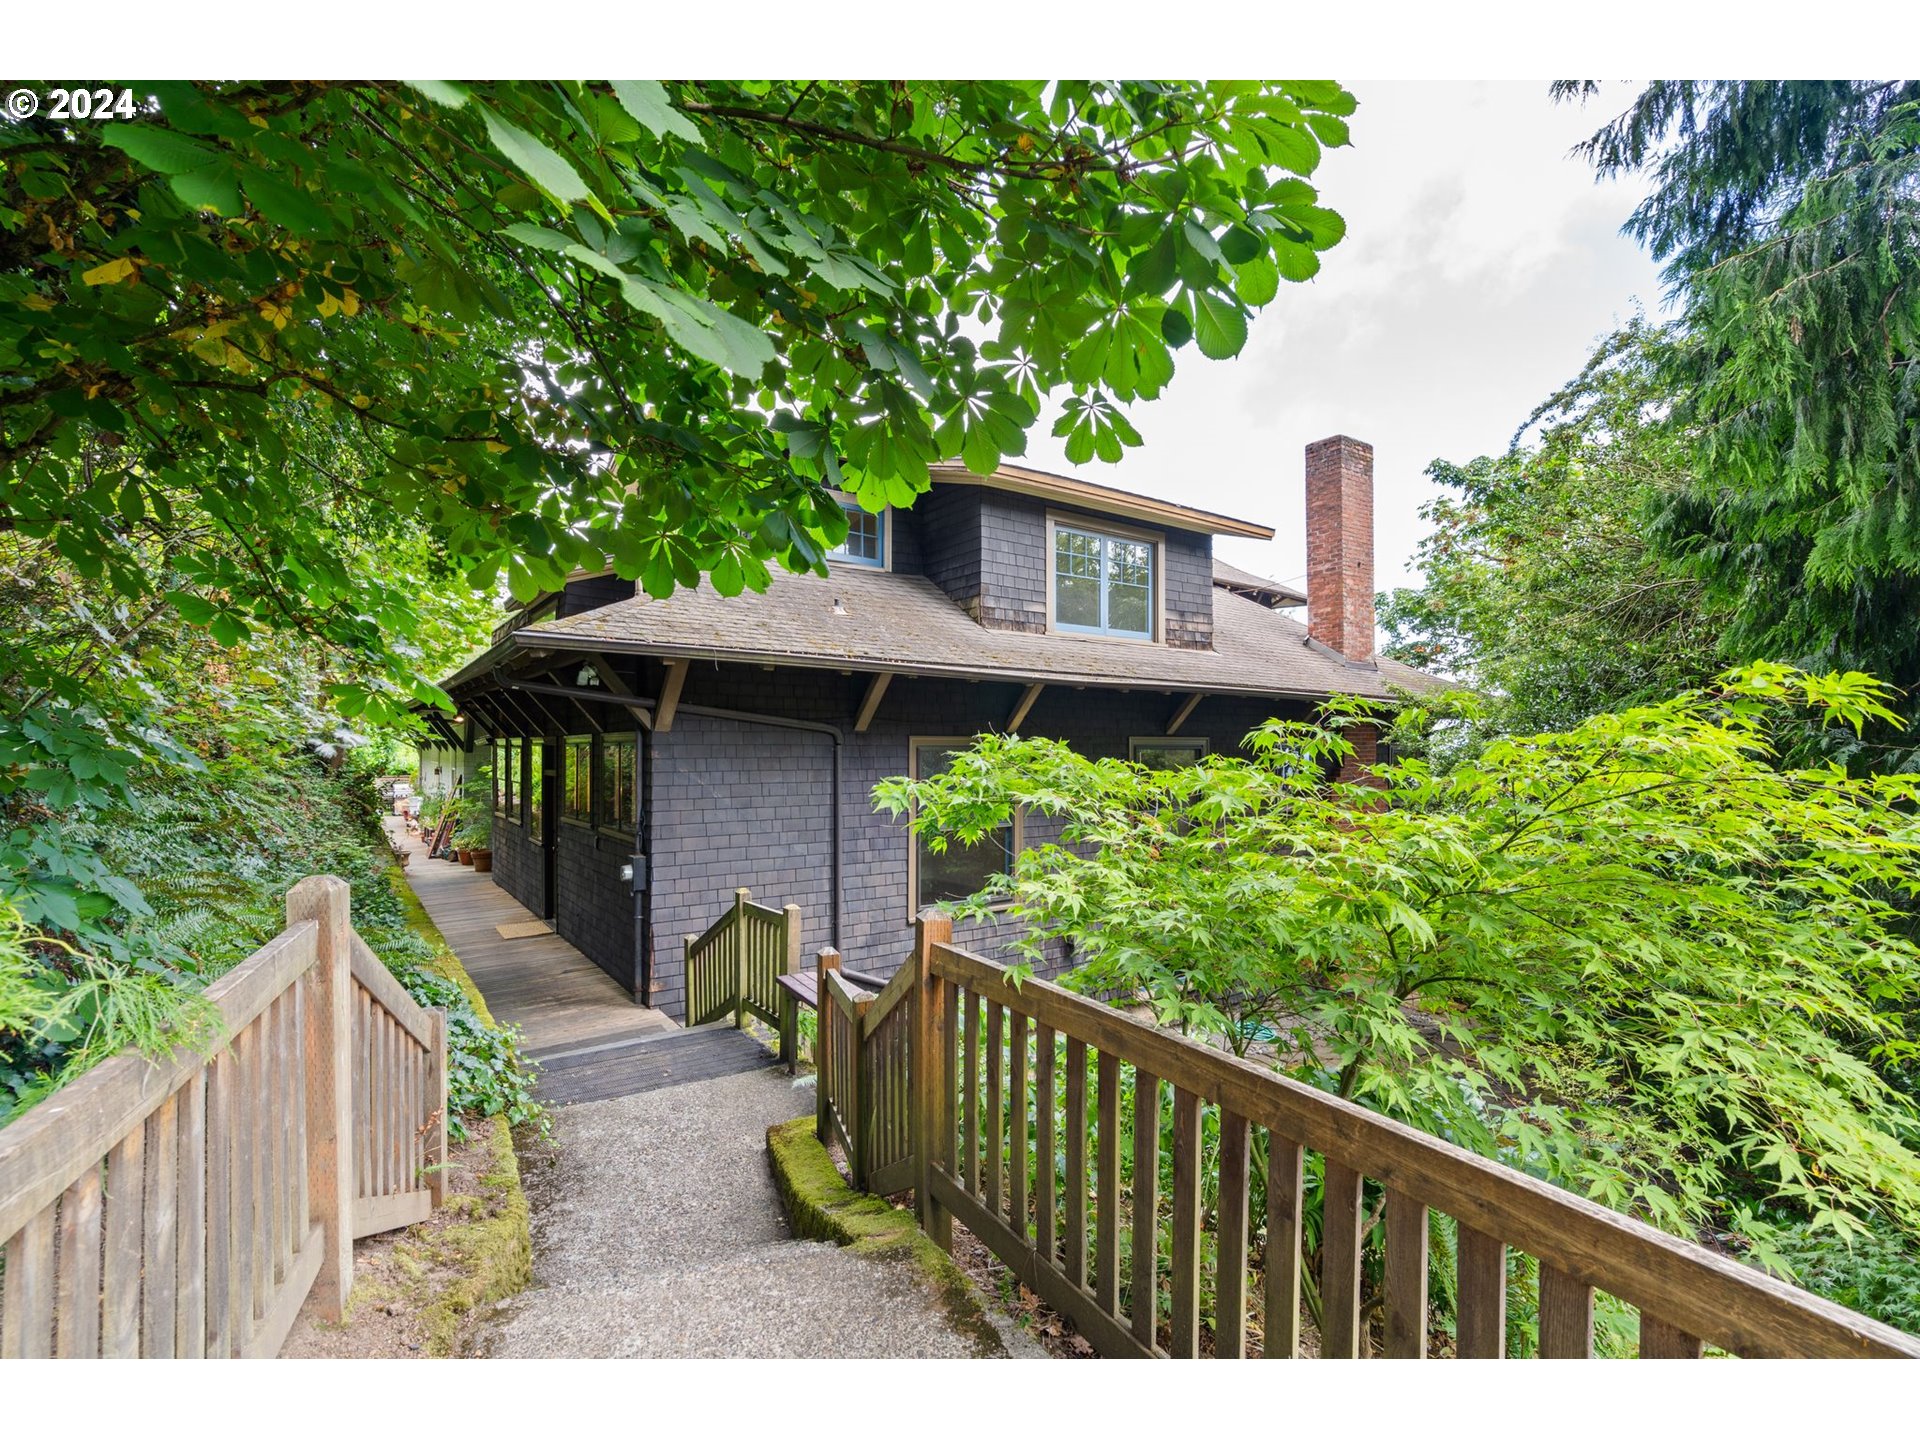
[464,808,493,872]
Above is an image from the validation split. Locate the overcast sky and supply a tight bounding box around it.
[1021,79,1668,597]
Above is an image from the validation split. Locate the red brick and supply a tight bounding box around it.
[1305,435,1375,663]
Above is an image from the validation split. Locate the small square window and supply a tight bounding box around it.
[829,498,887,567]
[1130,736,1208,770]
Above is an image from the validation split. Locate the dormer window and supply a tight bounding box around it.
[828,493,888,569]
[1050,519,1157,639]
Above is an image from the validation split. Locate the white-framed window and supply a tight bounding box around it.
[1130,736,1209,771]
[829,494,888,568]
[908,738,1019,914]
[1051,522,1156,639]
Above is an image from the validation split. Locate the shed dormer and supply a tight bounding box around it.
[897,463,1274,651]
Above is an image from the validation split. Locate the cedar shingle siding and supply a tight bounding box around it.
[635,660,1313,1019]
[436,459,1435,1024]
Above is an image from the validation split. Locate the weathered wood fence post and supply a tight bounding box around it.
[814,947,841,1144]
[426,1007,449,1207]
[732,886,751,1029]
[779,904,803,1069]
[850,990,873,1189]
[912,908,953,1248]
[288,875,353,1323]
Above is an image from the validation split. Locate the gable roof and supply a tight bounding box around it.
[1212,558,1308,608]
[513,562,1441,703]
[928,462,1274,540]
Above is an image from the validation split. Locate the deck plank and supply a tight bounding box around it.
[392,824,779,1105]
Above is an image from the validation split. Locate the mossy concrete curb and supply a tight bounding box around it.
[380,856,533,1353]
[416,1113,534,1355]
[765,1116,1006,1356]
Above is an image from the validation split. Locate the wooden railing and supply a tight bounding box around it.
[824,912,1920,1360]
[814,948,915,1194]
[348,934,447,1238]
[684,887,802,1028]
[0,876,448,1359]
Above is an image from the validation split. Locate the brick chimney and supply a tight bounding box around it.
[1305,435,1375,664]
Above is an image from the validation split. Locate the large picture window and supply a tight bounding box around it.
[503,737,521,823]
[561,735,593,825]
[1052,523,1155,639]
[828,494,887,568]
[599,733,637,834]
[910,740,1017,912]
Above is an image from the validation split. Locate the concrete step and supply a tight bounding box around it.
[529,1024,779,1106]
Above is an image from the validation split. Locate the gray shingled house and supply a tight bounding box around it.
[416,436,1436,1021]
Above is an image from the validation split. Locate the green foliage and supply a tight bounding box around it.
[1560,81,1920,771]
[0,894,222,1118]
[2,79,1354,744]
[0,596,540,1136]
[881,666,1920,1251]
[448,780,493,850]
[1751,1212,1920,1337]
[1379,321,1722,740]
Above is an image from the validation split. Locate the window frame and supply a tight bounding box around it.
[1045,513,1161,642]
[491,738,507,816]
[827,490,890,570]
[905,736,1022,921]
[503,736,522,825]
[1129,735,1210,770]
[597,731,638,838]
[560,734,594,828]
[527,737,547,836]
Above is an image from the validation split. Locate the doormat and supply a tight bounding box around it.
[495,921,553,940]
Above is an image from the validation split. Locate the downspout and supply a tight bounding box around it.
[674,703,844,953]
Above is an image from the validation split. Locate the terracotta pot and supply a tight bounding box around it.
[457,847,473,864]
[471,848,493,873]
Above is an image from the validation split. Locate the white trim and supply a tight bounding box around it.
[1045,511,1163,643]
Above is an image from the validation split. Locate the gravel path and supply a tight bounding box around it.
[482,1064,1043,1358]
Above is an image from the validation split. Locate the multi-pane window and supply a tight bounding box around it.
[599,733,637,833]
[492,739,507,815]
[561,736,593,825]
[1053,525,1154,638]
[527,739,546,834]
[1130,736,1209,771]
[830,498,886,567]
[911,742,1016,910]
[503,737,521,823]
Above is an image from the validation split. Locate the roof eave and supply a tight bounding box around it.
[510,626,1395,704]
[930,463,1275,540]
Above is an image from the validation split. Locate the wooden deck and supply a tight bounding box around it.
[394,824,782,1105]
[396,826,676,1057]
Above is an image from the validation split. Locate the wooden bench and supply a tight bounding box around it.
[775,967,886,1073]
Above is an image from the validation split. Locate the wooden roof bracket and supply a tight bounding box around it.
[1166,692,1205,736]
[654,659,687,733]
[1006,682,1045,734]
[854,672,892,733]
